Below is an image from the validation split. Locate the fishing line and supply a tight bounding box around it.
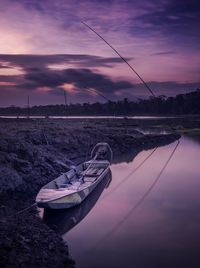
[87,139,180,252]
[103,147,157,199]
[81,21,156,98]
[86,88,111,102]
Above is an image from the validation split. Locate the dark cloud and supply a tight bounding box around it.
[0,54,131,70]
[16,65,200,98]
[0,75,23,83]
[136,0,200,28]
[22,68,134,94]
[0,54,134,97]
[1,69,199,106]
[150,51,176,56]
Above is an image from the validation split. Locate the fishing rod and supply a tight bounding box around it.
[81,21,156,98]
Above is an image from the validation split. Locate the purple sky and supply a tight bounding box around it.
[0,0,200,107]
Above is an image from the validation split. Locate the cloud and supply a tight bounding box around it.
[150,51,176,56]
[0,69,199,107]
[0,53,134,96]
[133,0,200,42]
[7,64,200,99]
[0,64,11,69]
[22,68,134,94]
[0,54,131,70]
[0,75,23,83]
[0,0,200,107]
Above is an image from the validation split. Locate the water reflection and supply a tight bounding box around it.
[63,136,200,268]
[42,170,112,235]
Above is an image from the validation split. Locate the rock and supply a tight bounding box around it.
[0,166,23,193]
[12,158,31,173]
[48,242,54,251]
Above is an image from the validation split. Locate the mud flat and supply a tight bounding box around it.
[0,118,180,268]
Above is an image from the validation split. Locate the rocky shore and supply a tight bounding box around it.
[0,118,180,268]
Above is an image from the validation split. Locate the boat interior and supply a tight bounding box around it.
[44,160,109,191]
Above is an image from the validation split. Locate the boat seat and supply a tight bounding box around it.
[84,167,105,177]
[96,168,105,175]
[84,176,97,183]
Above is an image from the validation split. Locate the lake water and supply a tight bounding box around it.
[44,135,200,268]
[0,115,177,120]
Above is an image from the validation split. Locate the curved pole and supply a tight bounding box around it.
[81,21,156,98]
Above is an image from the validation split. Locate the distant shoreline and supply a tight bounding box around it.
[0,114,199,119]
[1,89,200,116]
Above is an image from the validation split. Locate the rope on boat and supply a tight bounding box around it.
[7,202,37,218]
[87,139,180,252]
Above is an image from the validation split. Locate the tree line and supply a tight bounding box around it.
[0,89,200,116]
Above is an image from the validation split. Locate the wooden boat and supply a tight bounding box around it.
[36,143,112,209]
[42,170,112,234]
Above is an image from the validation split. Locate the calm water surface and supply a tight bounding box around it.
[0,115,177,119]
[49,136,200,268]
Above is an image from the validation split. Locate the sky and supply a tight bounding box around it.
[0,0,200,107]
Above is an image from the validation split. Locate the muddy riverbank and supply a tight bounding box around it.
[0,118,180,267]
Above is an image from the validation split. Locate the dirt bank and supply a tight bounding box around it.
[0,118,180,268]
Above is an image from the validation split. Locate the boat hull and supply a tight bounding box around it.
[37,165,110,209]
[43,171,112,234]
[37,188,89,209]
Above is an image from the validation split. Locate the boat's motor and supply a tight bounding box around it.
[91,142,113,162]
